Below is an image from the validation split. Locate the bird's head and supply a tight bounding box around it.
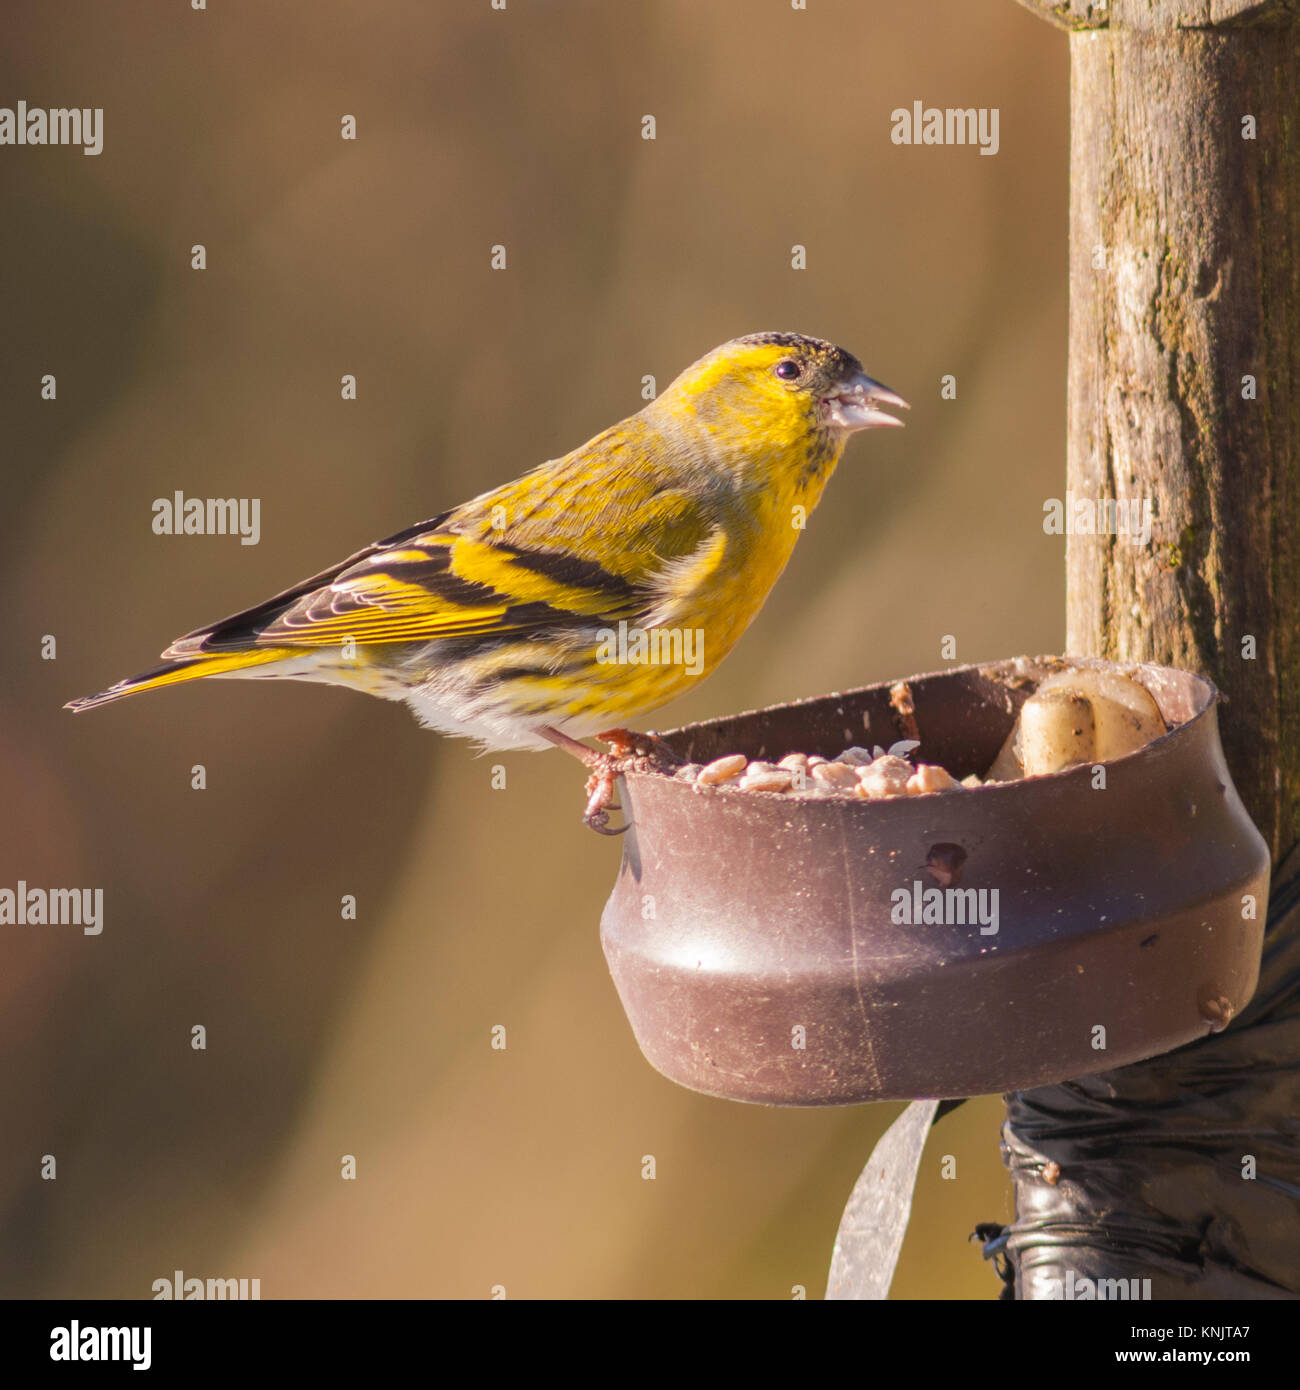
[649,332,908,477]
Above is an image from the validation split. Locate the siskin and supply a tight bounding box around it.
[68,332,907,830]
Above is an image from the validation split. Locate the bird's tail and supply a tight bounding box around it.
[65,648,295,712]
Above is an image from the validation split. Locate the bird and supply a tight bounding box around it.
[68,332,907,830]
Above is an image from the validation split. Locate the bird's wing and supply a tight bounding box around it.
[164,474,715,658]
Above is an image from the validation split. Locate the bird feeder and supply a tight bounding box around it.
[599,657,1269,1104]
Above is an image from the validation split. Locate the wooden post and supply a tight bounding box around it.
[1020,0,1300,859]
[1006,0,1300,1300]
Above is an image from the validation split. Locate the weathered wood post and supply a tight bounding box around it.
[1006,0,1300,1299]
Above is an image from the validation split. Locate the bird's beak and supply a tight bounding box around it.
[822,371,910,432]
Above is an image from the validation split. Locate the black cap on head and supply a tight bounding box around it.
[731,331,863,390]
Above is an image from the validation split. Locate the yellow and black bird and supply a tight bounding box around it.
[69,332,907,828]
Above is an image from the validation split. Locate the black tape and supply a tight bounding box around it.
[999,843,1300,1300]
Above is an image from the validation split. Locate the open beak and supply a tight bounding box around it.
[822,371,910,432]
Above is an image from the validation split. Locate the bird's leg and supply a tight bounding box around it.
[537,726,686,835]
[537,725,606,768]
[537,726,628,835]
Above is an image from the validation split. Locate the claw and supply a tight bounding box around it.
[537,723,680,836]
[584,808,631,836]
[583,765,630,835]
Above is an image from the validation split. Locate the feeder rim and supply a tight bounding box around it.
[628,654,1221,798]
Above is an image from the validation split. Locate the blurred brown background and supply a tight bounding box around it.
[0,0,1066,1298]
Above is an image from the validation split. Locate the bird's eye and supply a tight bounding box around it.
[774,360,801,381]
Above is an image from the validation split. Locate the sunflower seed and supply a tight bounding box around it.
[855,757,914,799]
[697,753,748,786]
[740,767,795,793]
[811,761,860,789]
[905,764,963,795]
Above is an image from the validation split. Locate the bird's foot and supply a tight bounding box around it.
[581,762,627,835]
[538,725,684,833]
[579,730,684,835]
[594,727,686,771]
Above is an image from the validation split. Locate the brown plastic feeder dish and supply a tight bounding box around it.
[599,657,1269,1105]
